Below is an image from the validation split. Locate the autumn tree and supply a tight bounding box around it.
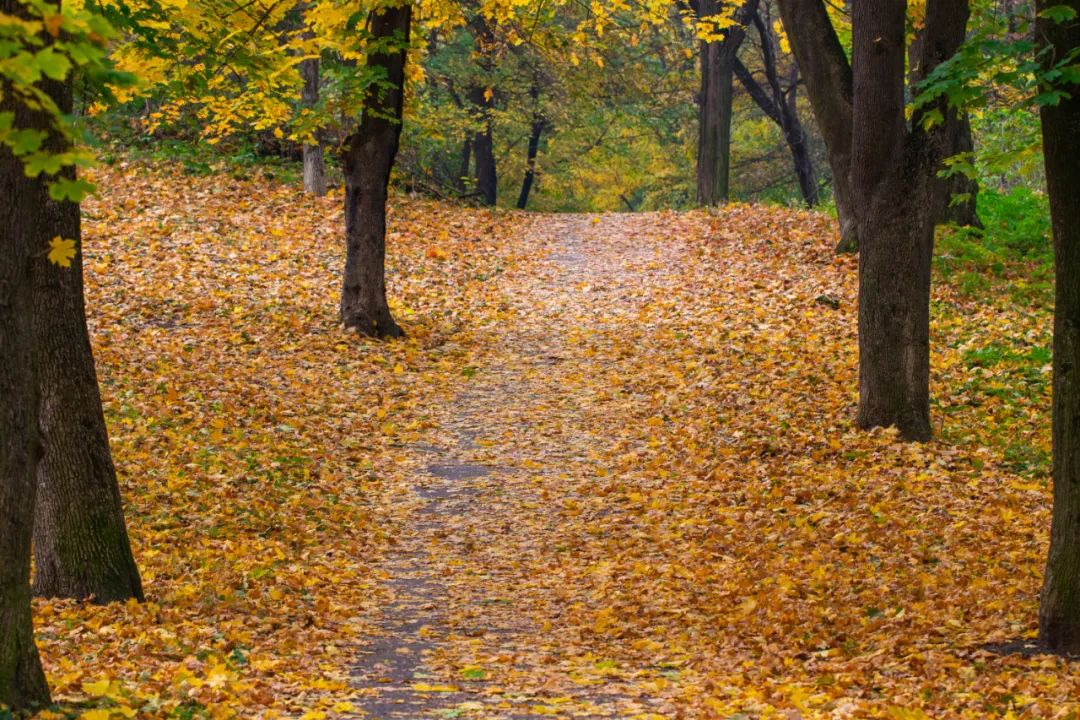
[340,1,412,337]
[1036,0,1080,654]
[692,0,759,206]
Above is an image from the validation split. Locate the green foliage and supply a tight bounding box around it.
[936,187,1053,304]
[0,0,134,199]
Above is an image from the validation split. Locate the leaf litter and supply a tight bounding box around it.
[33,162,1077,719]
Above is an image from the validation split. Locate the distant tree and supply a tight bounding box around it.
[466,9,498,206]
[1036,0,1080,654]
[517,80,547,210]
[773,0,857,250]
[692,0,759,206]
[734,2,818,206]
[299,45,327,196]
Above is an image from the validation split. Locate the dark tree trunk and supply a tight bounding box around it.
[1037,0,1080,655]
[300,54,327,197]
[942,115,982,228]
[695,0,759,206]
[774,0,858,251]
[0,1,51,708]
[517,117,545,210]
[851,0,969,441]
[908,27,981,228]
[457,138,471,193]
[465,9,498,206]
[468,84,497,206]
[31,78,143,604]
[340,4,411,338]
[735,9,818,206]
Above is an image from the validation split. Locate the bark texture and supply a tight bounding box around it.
[300,54,327,197]
[774,0,857,251]
[0,0,51,705]
[1037,0,1080,654]
[695,0,759,206]
[31,73,143,604]
[851,0,969,441]
[340,3,411,338]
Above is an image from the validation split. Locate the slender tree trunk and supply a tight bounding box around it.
[735,9,818,206]
[0,0,51,705]
[774,0,858,251]
[696,0,758,206]
[468,84,497,206]
[300,54,327,197]
[851,0,968,441]
[787,104,819,206]
[340,4,411,338]
[517,117,545,210]
[30,78,143,604]
[1037,0,1080,655]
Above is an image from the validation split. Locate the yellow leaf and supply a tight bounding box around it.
[82,679,112,696]
[48,236,77,268]
[79,711,114,720]
[594,607,616,633]
[410,683,459,692]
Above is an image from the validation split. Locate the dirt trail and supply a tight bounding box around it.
[349,215,685,719]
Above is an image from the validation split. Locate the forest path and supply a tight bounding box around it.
[349,214,688,719]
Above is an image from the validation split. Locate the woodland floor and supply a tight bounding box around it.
[32,163,1079,719]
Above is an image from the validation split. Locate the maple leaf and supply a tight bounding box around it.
[47,236,77,267]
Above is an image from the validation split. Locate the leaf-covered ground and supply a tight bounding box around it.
[34,163,1077,719]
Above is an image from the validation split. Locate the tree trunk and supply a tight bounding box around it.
[468,84,497,206]
[1037,0,1080,655]
[908,27,981,228]
[457,138,471,193]
[340,4,411,339]
[942,115,982,228]
[517,117,545,210]
[300,54,327,197]
[735,9,818,207]
[0,0,52,705]
[774,0,858,251]
[696,0,758,206]
[851,0,969,442]
[30,77,143,604]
